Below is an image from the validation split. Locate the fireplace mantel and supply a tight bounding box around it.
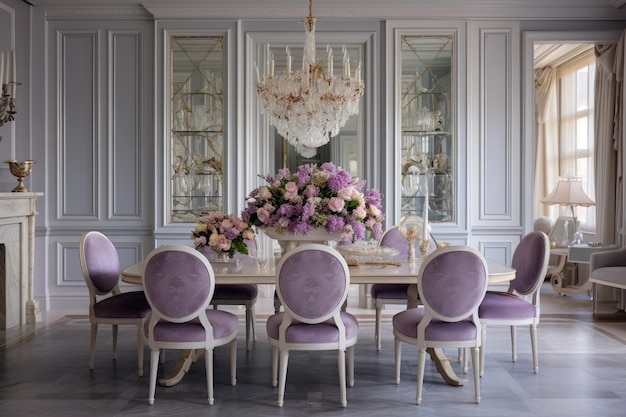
[0,192,43,329]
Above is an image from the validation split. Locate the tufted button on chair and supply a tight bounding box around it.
[393,246,489,404]
[478,231,550,376]
[143,244,238,405]
[266,244,358,408]
[79,231,151,376]
[370,224,437,350]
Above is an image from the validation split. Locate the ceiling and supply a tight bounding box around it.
[533,43,594,69]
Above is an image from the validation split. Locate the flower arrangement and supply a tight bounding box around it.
[191,212,255,258]
[241,162,384,242]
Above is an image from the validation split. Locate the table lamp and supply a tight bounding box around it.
[541,175,595,245]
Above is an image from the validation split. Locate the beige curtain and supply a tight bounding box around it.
[533,66,558,218]
[594,30,625,245]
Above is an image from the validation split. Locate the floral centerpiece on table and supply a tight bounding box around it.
[241,162,384,242]
[191,212,255,258]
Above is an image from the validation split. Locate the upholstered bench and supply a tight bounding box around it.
[590,247,626,312]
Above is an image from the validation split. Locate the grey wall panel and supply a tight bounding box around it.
[482,32,509,216]
[59,31,98,218]
[110,31,142,218]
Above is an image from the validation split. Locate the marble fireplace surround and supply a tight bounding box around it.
[0,193,42,329]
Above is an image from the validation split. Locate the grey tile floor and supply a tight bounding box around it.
[1,283,626,416]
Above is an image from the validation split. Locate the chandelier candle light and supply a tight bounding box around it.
[0,49,18,139]
[256,0,364,157]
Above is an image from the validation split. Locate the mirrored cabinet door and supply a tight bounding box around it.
[399,33,454,223]
[169,35,224,223]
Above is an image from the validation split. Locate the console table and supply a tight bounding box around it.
[0,192,42,329]
[548,243,617,296]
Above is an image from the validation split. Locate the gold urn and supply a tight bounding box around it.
[4,159,35,192]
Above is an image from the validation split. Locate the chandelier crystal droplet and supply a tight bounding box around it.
[256,0,364,155]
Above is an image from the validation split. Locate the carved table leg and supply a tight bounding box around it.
[158,349,201,387]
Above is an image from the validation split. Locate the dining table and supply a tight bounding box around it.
[122,253,515,387]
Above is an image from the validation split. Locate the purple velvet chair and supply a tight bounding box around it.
[142,245,238,405]
[79,231,151,376]
[370,223,436,350]
[266,244,358,408]
[478,231,550,376]
[392,246,489,404]
[199,238,259,351]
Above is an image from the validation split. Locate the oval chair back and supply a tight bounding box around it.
[510,231,551,296]
[143,245,214,323]
[276,244,350,324]
[80,231,121,295]
[418,246,489,324]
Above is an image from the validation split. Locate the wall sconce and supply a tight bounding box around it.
[0,49,18,141]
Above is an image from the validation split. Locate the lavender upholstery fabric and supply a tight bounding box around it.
[393,307,478,341]
[93,291,150,318]
[82,232,150,318]
[267,311,359,343]
[478,232,548,319]
[211,284,258,300]
[371,283,409,299]
[83,232,121,294]
[510,232,549,295]
[478,292,537,319]
[278,249,347,320]
[420,250,487,319]
[145,309,239,342]
[392,248,487,342]
[144,250,212,320]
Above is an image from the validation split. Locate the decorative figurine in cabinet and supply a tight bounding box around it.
[400,34,454,223]
[170,35,224,223]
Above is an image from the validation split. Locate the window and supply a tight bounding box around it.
[551,51,596,229]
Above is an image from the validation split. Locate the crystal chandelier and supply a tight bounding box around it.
[256,0,364,157]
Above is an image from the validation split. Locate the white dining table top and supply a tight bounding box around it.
[121,255,515,286]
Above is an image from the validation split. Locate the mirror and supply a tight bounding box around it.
[169,35,224,223]
[400,34,454,223]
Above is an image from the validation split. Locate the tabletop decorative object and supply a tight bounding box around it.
[4,159,35,192]
[191,212,255,260]
[241,162,384,247]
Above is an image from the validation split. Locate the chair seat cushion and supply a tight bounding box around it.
[93,291,150,319]
[266,312,358,343]
[371,284,410,300]
[478,291,537,319]
[147,309,239,342]
[211,284,259,301]
[392,307,478,341]
[591,267,626,287]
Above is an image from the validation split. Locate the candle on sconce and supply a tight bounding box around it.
[0,51,4,90]
[422,177,429,241]
[327,45,333,77]
[11,49,16,99]
[286,47,291,74]
[254,63,261,84]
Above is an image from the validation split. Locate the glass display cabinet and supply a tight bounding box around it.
[169,35,224,223]
[400,34,454,223]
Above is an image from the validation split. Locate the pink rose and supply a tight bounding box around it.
[328,197,345,212]
[258,186,272,200]
[284,182,299,200]
[353,206,367,219]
